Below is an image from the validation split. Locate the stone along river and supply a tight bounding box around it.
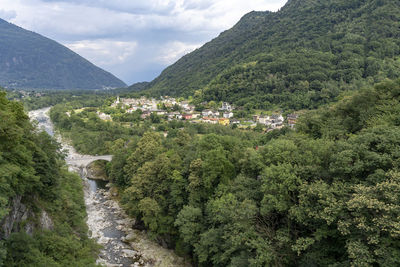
[29,107,189,267]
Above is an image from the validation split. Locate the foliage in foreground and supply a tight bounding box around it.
[48,80,400,265]
[110,80,400,266]
[0,90,98,266]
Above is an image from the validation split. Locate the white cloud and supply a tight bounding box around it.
[156,41,201,65]
[0,9,17,20]
[181,0,214,10]
[0,0,288,84]
[65,40,138,66]
[41,0,178,15]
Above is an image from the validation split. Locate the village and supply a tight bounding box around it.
[98,96,300,131]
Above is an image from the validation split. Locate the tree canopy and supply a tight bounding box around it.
[0,90,98,266]
[106,79,400,266]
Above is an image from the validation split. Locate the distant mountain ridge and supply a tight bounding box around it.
[144,0,400,110]
[0,18,126,90]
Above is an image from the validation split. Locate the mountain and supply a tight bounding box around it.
[126,82,149,92]
[0,19,126,90]
[145,0,400,110]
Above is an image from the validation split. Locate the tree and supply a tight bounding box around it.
[150,112,161,123]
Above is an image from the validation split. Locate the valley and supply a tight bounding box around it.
[1,0,400,266]
[29,107,189,267]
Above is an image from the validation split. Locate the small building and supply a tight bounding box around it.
[270,114,284,128]
[271,114,284,123]
[259,115,270,125]
[192,113,201,119]
[111,96,121,107]
[224,112,234,119]
[287,114,299,128]
[121,98,136,106]
[180,101,189,106]
[202,109,213,117]
[212,111,220,118]
[201,117,210,124]
[209,118,218,124]
[141,111,151,119]
[219,118,230,126]
[203,110,220,118]
[202,117,218,124]
[183,114,193,120]
[167,111,181,120]
[220,102,233,111]
[185,105,195,112]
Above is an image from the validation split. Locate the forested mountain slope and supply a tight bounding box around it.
[145,0,400,109]
[112,79,400,266]
[0,19,126,90]
[0,91,98,266]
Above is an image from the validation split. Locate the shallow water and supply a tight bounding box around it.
[87,178,108,192]
[29,107,134,267]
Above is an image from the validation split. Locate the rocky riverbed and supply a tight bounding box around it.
[29,107,190,267]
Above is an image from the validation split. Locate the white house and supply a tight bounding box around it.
[269,114,284,129]
[220,102,233,111]
[202,109,213,117]
[258,115,270,125]
[223,112,234,119]
[192,113,201,119]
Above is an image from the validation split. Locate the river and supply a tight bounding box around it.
[29,107,190,267]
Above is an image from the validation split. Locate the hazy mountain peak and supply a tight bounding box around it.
[0,19,126,90]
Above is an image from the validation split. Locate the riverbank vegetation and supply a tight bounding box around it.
[0,90,99,266]
[49,80,400,266]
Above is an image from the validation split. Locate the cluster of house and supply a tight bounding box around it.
[198,102,234,125]
[110,96,234,123]
[252,113,299,130]
[107,96,299,129]
[253,114,285,129]
[111,96,195,119]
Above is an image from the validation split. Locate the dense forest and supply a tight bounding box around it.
[105,79,400,266]
[50,79,400,266]
[0,90,98,266]
[144,0,400,110]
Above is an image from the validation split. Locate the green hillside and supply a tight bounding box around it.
[145,0,400,109]
[124,82,149,93]
[0,19,126,90]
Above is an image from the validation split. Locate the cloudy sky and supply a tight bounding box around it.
[0,0,287,85]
